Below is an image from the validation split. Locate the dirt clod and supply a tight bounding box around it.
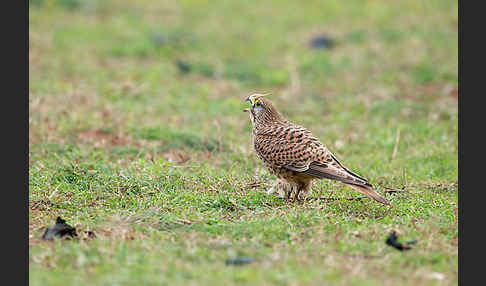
[41,217,78,240]
[386,231,417,251]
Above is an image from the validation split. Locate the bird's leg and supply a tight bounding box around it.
[294,188,302,202]
[284,181,297,202]
[297,181,312,201]
[286,191,292,201]
[283,183,295,202]
[285,185,292,201]
[276,181,287,198]
[295,182,307,202]
[267,180,296,201]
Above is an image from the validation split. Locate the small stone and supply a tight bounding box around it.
[41,217,78,240]
[225,256,254,266]
[427,272,445,280]
[310,34,335,49]
[176,59,191,74]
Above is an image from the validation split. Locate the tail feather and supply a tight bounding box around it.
[346,184,391,205]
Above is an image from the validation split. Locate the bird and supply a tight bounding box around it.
[243,93,390,205]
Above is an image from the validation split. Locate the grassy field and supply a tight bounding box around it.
[29,0,458,285]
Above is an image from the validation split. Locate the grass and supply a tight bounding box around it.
[29,0,458,285]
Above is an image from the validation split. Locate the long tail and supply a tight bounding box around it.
[346,183,391,205]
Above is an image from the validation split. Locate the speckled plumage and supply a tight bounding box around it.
[244,94,390,205]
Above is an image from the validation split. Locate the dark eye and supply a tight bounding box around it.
[255,101,262,107]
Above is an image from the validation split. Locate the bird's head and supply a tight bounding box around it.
[243,93,285,127]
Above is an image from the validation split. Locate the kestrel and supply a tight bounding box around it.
[244,93,390,205]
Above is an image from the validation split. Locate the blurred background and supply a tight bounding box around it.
[29,1,458,284]
[29,0,457,159]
